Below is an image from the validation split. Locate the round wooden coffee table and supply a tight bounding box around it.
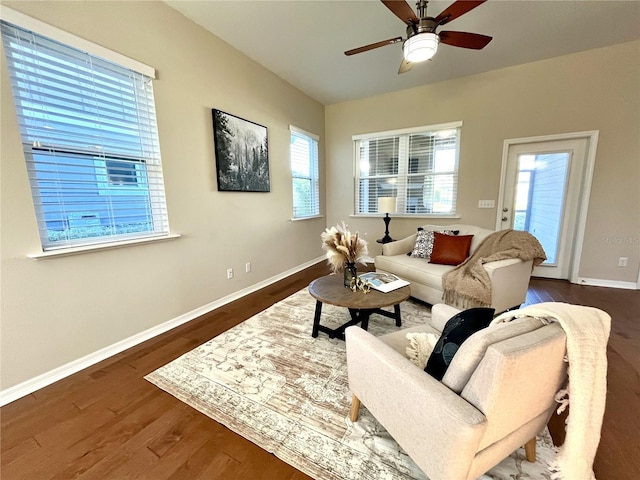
[308,274,411,340]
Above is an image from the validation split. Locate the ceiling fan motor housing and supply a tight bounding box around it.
[406,18,437,39]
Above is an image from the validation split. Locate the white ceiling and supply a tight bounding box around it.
[165,0,640,105]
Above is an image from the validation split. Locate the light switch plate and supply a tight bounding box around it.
[478,200,495,208]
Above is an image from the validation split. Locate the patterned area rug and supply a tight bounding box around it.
[146,287,558,479]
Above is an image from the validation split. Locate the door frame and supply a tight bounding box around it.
[496,131,599,283]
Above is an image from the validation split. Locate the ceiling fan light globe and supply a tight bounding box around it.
[403,32,439,63]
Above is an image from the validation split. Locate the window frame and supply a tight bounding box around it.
[353,121,462,218]
[290,125,321,220]
[1,8,172,253]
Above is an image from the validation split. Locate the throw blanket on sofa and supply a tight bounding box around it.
[442,229,546,309]
[492,302,611,480]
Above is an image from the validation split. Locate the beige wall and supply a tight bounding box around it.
[326,40,640,285]
[2,1,638,394]
[0,1,325,390]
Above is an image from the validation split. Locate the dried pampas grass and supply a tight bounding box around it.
[321,222,369,273]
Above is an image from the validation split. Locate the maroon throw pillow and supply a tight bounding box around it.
[430,232,473,265]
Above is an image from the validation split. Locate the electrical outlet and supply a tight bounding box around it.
[227,268,234,279]
[478,200,495,209]
[245,262,251,273]
[618,257,628,267]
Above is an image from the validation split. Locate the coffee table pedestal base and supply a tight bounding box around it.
[311,301,402,341]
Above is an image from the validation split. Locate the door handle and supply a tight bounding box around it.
[502,207,509,212]
[502,216,508,221]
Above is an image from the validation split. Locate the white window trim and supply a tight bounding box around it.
[350,213,462,219]
[290,125,319,142]
[2,11,171,252]
[28,233,181,259]
[290,125,320,219]
[0,6,155,78]
[352,121,462,141]
[290,215,325,222]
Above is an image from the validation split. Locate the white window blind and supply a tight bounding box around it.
[290,126,319,218]
[354,123,461,215]
[1,20,170,251]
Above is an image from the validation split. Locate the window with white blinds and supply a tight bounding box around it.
[1,19,169,251]
[290,126,320,219]
[354,123,461,216]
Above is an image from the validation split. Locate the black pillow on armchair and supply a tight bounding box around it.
[425,307,495,380]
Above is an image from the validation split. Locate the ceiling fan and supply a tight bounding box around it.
[345,0,492,74]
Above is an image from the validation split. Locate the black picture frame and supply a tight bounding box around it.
[212,109,270,192]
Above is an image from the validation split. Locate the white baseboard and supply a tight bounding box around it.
[0,256,325,407]
[576,277,638,290]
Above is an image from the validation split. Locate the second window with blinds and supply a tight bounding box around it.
[1,17,170,252]
[290,126,320,219]
[354,122,461,216]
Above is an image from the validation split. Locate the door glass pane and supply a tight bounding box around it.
[513,152,570,264]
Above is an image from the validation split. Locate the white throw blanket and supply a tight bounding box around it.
[492,303,611,480]
[405,332,439,369]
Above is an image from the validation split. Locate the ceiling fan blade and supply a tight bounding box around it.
[381,0,419,25]
[434,0,487,26]
[439,31,492,49]
[398,58,413,74]
[344,36,403,56]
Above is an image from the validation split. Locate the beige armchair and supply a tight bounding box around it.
[345,304,568,480]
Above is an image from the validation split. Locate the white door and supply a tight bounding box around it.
[498,138,589,279]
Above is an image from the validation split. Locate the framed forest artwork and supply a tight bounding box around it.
[212,109,270,192]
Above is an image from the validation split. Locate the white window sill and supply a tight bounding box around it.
[350,214,462,219]
[28,233,181,259]
[290,215,324,222]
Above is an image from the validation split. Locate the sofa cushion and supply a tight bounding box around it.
[430,233,474,265]
[425,307,495,380]
[441,316,546,393]
[375,254,454,290]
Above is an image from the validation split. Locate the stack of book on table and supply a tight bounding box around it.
[358,272,410,293]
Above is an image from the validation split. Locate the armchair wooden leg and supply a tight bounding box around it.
[349,394,361,422]
[524,437,536,462]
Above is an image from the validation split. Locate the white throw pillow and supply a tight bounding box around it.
[405,332,439,369]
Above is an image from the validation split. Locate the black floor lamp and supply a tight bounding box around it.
[377,197,397,244]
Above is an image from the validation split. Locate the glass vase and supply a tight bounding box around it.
[344,262,357,288]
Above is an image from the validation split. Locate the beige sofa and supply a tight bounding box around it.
[375,224,533,313]
[346,303,568,480]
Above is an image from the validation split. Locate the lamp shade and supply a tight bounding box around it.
[378,197,397,214]
[403,32,439,63]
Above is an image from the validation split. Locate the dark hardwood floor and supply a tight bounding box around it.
[2,262,638,479]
